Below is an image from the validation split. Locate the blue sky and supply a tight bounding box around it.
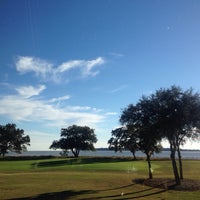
[0,0,200,150]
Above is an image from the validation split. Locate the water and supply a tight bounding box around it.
[7,150,200,159]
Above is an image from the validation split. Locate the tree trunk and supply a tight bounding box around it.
[177,145,183,179]
[132,152,137,160]
[146,153,153,179]
[170,143,181,185]
[71,149,80,157]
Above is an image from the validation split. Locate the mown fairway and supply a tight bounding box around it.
[0,157,199,200]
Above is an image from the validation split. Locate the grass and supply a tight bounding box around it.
[0,157,199,200]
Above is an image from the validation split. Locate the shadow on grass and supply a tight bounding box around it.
[80,180,167,200]
[7,190,94,200]
[97,183,137,192]
[7,181,168,200]
[33,157,133,168]
[81,189,166,200]
[6,186,166,200]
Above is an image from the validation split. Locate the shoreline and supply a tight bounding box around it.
[1,155,200,161]
[5,149,200,160]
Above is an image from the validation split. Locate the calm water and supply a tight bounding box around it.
[8,150,200,159]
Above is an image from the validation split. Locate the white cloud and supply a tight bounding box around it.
[16,56,53,78]
[82,57,105,77]
[105,112,118,116]
[16,85,46,98]
[0,85,105,128]
[15,56,105,82]
[0,95,37,121]
[57,57,105,77]
[67,106,92,111]
[49,95,71,103]
[57,60,84,73]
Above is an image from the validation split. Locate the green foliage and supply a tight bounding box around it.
[155,86,200,145]
[0,123,30,157]
[154,86,200,183]
[120,96,163,179]
[50,125,97,157]
[108,127,139,159]
[119,85,200,185]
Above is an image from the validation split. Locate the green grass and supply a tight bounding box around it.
[0,157,199,200]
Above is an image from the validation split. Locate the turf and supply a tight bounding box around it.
[0,157,199,200]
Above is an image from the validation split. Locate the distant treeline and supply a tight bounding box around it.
[96,148,200,151]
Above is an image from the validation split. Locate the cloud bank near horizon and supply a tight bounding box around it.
[0,84,107,128]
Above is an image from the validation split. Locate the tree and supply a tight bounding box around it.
[120,96,162,179]
[108,127,139,160]
[176,88,200,179]
[118,85,200,185]
[50,125,97,157]
[155,86,200,184]
[0,123,30,157]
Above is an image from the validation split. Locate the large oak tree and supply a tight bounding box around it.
[154,86,200,184]
[50,125,97,157]
[0,123,30,157]
[119,86,200,185]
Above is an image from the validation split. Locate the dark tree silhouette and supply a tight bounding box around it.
[154,86,200,183]
[0,123,30,157]
[108,127,139,160]
[50,125,97,157]
[120,96,162,179]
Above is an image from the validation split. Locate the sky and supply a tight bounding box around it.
[0,0,200,150]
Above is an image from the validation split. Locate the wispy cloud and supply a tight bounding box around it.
[110,84,128,93]
[16,85,46,98]
[57,57,105,77]
[16,56,53,78]
[0,84,105,127]
[82,57,105,77]
[49,95,71,103]
[15,56,105,82]
[57,60,84,73]
[109,52,124,57]
[105,112,118,116]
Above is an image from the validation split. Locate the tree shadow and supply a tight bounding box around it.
[32,159,74,168]
[81,179,169,200]
[6,178,172,200]
[7,190,94,200]
[97,183,137,192]
[87,190,166,200]
[6,181,168,200]
[98,190,165,200]
[80,188,166,200]
[135,178,177,190]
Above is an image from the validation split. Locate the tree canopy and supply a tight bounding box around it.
[108,127,139,160]
[50,125,97,157]
[118,85,200,185]
[120,96,162,179]
[0,123,30,157]
[154,86,200,184]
